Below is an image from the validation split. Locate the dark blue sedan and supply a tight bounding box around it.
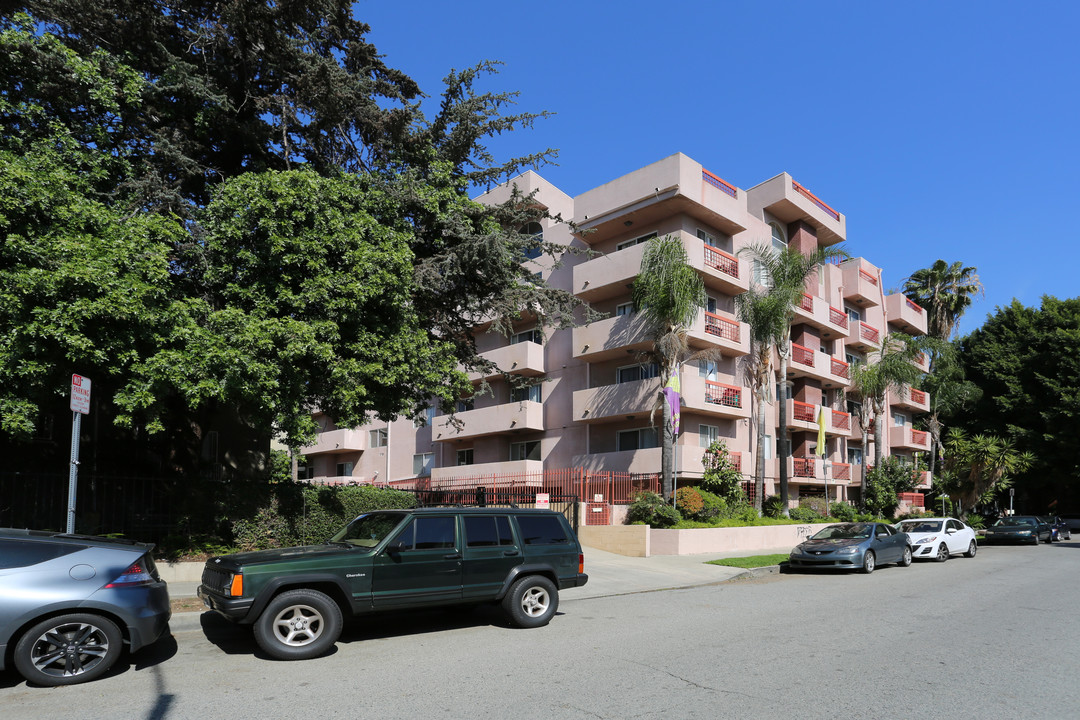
[789,522,912,574]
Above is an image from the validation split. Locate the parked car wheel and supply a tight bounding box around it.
[861,551,876,574]
[936,544,949,562]
[965,540,977,558]
[14,613,122,687]
[503,575,558,628]
[900,546,912,567]
[254,589,343,661]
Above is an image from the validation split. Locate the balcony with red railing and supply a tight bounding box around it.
[786,343,852,388]
[689,309,749,357]
[886,293,928,335]
[914,352,931,373]
[793,456,817,478]
[792,399,816,423]
[744,172,845,246]
[792,294,850,339]
[831,409,851,432]
[840,258,881,307]
[831,462,852,482]
[889,425,931,451]
[703,244,739,278]
[847,320,882,352]
[888,385,930,413]
[683,373,751,420]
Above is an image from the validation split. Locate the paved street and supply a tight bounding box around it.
[3,541,1078,719]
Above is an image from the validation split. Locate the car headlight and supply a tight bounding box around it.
[1019,530,1032,535]
[913,536,937,545]
[836,547,860,555]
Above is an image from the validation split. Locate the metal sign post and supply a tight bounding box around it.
[67,374,91,534]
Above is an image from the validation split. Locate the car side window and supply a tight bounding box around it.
[516,515,569,545]
[876,525,892,537]
[391,517,456,551]
[464,516,514,547]
[948,520,962,531]
[0,540,81,569]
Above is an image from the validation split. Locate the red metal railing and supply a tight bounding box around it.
[729,452,742,472]
[831,410,850,431]
[832,462,852,481]
[791,180,840,221]
[703,169,737,198]
[859,268,878,286]
[909,388,927,404]
[898,492,924,508]
[792,342,815,367]
[905,297,923,314]
[799,293,814,312]
[830,357,850,379]
[911,429,929,446]
[704,312,740,342]
[793,457,816,477]
[860,322,880,344]
[703,244,739,278]
[405,468,662,505]
[829,306,849,329]
[793,400,816,423]
[705,381,742,408]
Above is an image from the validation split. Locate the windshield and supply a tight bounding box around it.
[900,521,942,533]
[994,517,1034,527]
[330,512,407,547]
[811,523,873,540]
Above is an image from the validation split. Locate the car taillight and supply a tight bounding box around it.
[104,559,155,588]
[578,553,584,574]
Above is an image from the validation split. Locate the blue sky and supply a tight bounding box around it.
[356,0,1078,336]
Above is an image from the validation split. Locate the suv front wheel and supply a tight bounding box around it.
[254,589,343,660]
[503,575,558,628]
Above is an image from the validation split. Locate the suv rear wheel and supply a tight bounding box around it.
[254,589,343,660]
[503,575,558,628]
[14,613,122,686]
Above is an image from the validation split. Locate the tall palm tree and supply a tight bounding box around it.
[940,428,1034,513]
[902,260,984,341]
[736,242,848,513]
[631,235,720,501]
[902,260,984,474]
[847,332,928,491]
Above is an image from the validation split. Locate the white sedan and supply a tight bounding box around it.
[895,517,977,561]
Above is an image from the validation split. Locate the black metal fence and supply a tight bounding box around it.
[409,486,580,531]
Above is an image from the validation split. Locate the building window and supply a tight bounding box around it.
[511,384,542,403]
[369,428,387,447]
[456,398,475,413]
[697,228,716,247]
[413,453,433,476]
[846,351,862,367]
[615,231,657,251]
[847,307,861,324]
[893,412,907,427]
[848,447,863,466]
[456,448,474,466]
[521,222,543,260]
[511,328,542,345]
[752,259,770,287]
[336,461,354,477]
[510,440,541,462]
[616,302,635,316]
[617,427,658,451]
[699,360,719,381]
[770,223,787,253]
[617,363,659,384]
[699,424,720,448]
[763,434,774,460]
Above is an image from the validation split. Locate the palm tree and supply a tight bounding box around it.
[847,332,928,491]
[902,260,984,341]
[735,242,848,513]
[902,260,984,474]
[940,428,1034,514]
[631,235,720,501]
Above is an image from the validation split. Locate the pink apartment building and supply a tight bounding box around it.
[300,153,931,509]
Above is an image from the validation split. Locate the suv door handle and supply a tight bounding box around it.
[443,553,461,560]
[503,550,520,556]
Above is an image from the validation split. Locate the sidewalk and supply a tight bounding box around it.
[166,544,793,633]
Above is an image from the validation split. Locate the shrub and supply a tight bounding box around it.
[696,490,726,522]
[675,487,705,518]
[800,496,827,517]
[829,502,857,522]
[762,495,787,519]
[732,502,760,522]
[651,502,682,528]
[788,505,821,523]
[700,441,745,501]
[626,491,682,528]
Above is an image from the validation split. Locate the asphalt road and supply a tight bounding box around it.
[3,541,1077,719]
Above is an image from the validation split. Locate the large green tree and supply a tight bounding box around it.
[958,297,1080,509]
[631,235,716,501]
[735,242,847,514]
[1,6,588,455]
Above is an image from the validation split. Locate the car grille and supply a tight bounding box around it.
[201,566,232,595]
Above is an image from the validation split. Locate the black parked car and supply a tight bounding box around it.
[1045,516,1072,541]
[0,529,172,686]
[982,516,1052,545]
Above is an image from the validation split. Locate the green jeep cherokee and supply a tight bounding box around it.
[197,507,588,660]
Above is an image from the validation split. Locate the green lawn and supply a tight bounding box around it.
[706,554,789,569]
